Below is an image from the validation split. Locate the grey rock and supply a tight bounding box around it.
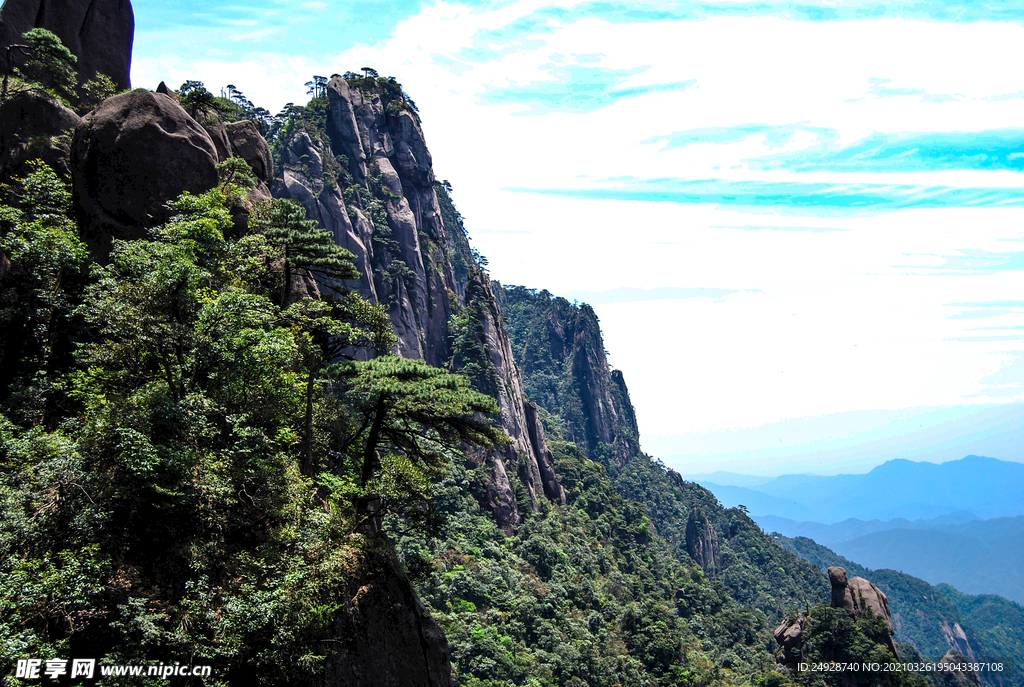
[326,76,367,183]
[0,88,80,180]
[0,0,134,91]
[686,511,721,574]
[274,77,565,532]
[325,545,452,687]
[225,119,273,185]
[774,612,809,665]
[828,566,898,657]
[70,89,218,257]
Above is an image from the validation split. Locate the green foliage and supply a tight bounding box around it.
[80,72,119,111]
[252,198,359,305]
[497,285,639,463]
[447,273,501,397]
[938,585,1024,687]
[792,605,920,687]
[0,164,499,683]
[178,79,219,119]
[395,442,801,687]
[3,29,78,104]
[337,356,505,492]
[0,163,90,425]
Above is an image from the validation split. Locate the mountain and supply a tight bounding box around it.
[776,535,1024,687]
[0,4,992,686]
[698,455,1024,522]
[832,529,1024,604]
[679,470,775,488]
[758,514,1024,603]
[697,482,821,520]
[754,511,983,545]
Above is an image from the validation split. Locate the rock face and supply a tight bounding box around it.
[829,566,898,656]
[0,89,80,180]
[0,0,134,91]
[493,286,641,468]
[274,75,563,532]
[936,649,982,687]
[774,612,809,667]
[326,544,452,687]
[685,510,721,575]
[70,89,219,256]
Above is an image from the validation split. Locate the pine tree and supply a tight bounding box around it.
[252,198,359,306]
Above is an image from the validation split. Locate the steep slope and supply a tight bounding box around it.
[271,75,564,533]
[495,286,640,467]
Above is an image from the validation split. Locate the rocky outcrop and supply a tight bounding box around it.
[469,273,565,531]
[326,544,452,687]
[494,286,641,467]
[70,89,219,256]
[937,649,982,687]
[685,510,721,575]
[0,89,80,180]
[0,0,134,91]
[274,74,564,531]
[829,566,898,656]
[774,612,809,667]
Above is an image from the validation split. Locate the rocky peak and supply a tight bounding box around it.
[0,0,134,91]
[274,74,564,531]
[494,286,641,468]
[685,509,721,575]
[829,566,898,656]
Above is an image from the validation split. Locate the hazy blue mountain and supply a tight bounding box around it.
[754,511,981,544]
[694,482,820,520]
[757,455,1024,521]
[678,471,775,488]
[700,455,1024,522]
[831,528,1024,604]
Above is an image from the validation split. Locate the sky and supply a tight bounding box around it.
[131,0,1024,475]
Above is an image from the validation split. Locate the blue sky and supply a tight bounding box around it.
[132,0,1024,474]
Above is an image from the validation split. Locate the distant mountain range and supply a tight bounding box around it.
[690,455,1024,522]
[690,456,1024,603]
[761,514,1024,604]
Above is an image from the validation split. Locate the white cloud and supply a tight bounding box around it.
[131,3,1024,465]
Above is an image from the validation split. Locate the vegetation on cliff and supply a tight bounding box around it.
[0,163,503,684]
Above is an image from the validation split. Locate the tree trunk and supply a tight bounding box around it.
[360,396,387,486]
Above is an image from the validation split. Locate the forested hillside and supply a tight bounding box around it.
[0,3,992,685]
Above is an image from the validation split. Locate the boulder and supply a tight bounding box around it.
[0,88,80,180]
[774,612,809,666]
[828,566,898,657]
[828,566,849,607]
[0,0,134,91]
[70,88,219,257]
[225,119,273,185]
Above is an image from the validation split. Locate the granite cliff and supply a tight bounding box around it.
[271,75,565,533]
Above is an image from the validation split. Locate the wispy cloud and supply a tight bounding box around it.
[478,64,695,114]
[506,178,1024,214]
